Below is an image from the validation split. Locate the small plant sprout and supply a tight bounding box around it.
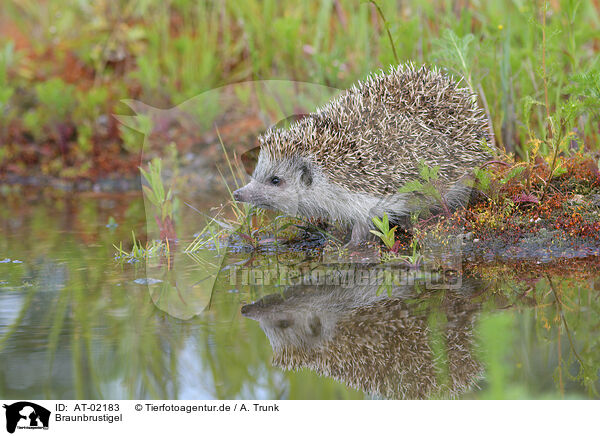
[370,213,397,250]
[140,157,177,241]
[397,237,423,269]
[106,216,118,229]
[113,230,170,263]
[398,162,450,216]
[474,168,492,193]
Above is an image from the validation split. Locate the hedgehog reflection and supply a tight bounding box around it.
[241,279,484,399]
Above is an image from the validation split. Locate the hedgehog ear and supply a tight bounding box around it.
[241,145,260,176]
[300,163,313,187]
[308,315,322,337]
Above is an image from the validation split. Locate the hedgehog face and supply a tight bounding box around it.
[242,301,332,351]
[260,313,324,350]
[233,152,314,216]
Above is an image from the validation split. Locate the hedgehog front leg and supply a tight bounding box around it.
[349,221,371,246]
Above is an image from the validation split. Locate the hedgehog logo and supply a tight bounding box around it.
[2,402,50,434]
[115,80,340,319]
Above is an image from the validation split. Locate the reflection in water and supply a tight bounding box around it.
[241,273,485,399]
[1,192,600,399]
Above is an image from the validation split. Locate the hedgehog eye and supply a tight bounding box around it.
[270,176,281,186]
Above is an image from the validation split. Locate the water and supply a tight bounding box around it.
[1,190,599,400]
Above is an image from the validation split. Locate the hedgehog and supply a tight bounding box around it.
[241,278,484,399]
[233,64,494,245]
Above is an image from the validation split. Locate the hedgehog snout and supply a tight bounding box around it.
[232,187,244,202]
[233,181,275,209]
[233,184,254,203]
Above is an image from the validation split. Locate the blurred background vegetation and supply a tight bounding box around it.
[0,0,599,182]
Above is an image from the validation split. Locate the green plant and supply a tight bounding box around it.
[74,87,108,122]
[500,164,526,185]
[184,132,285,252]
[370,212,397,250]
[113,230,169,263]
[474,167,492,194]
[0,41,15,111]
[22,108,44,140]
[21,78,77,142]
[432,28,476,91]
[35,78,76,121]
[398,162,450,216]
[140,158,174,223]
[541,100,580,199]
[398,236,423,268]
[140,157,178,241]
[368,1,399,64]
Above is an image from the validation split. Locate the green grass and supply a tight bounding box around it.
[113,230,170,263]
[0,0,599,178]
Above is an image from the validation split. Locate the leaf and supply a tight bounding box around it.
[398,180,424,193]
[382,212,389,229]
[423,184,441,200]
[432,29,476,87]
[553,166,568,176]
[418,162,430,180]
[139,167,150,184]
[475,169,491,191]
[567,67,600,108]
[369,230,385,239]
[142,185,159,206]
[522,96,542,117]
[501,166,525,184]
[372,216,384,232]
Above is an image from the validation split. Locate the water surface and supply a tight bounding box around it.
[1,190,598,399]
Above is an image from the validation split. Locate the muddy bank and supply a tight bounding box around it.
[1,173,142,192]
[459,228,600,262]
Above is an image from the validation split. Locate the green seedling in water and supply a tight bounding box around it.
[140,157,177,241]
[140,157,174,222]
[113,230,170,263]
[106,216,118,230]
